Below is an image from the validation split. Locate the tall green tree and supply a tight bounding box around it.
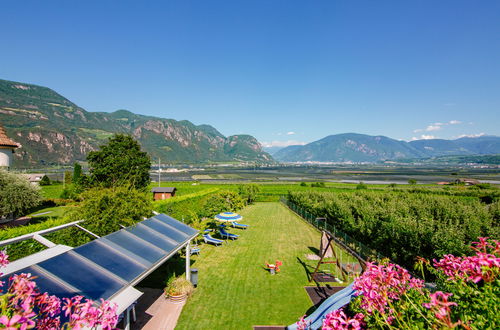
[87,134,151,190]
[73,162,82,184]
[64,170,72,186]
[0,171,41,218]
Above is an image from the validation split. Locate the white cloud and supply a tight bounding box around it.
[411,135,436,141]
[286,131,296,135]
[426,125,442,132]
[455,133,485,138]
[413,119,463,134]
[261,140,307,147]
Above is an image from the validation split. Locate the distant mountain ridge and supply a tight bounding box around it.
[0,79,272,166]
[274,133,500,162]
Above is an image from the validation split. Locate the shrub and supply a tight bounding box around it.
[238,184,261,204]
[60,186,152,246]
[0,170,41,218]
[356,182,367,190]
[203,190,245,217]
[39,175,51,186]
[0,218,72,261]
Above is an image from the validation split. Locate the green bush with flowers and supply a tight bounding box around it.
[296,237,499,329]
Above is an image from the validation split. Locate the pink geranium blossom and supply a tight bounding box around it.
[0,250,118,329]
[434,237,500,283]
[353,262,424,314]
[322,309,365,329]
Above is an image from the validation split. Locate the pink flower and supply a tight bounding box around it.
[423,291,458,327]
[0,245,118,329]
[434,238,500,283]
[0,314,23,330]
[323,309,365,329]
[353,262,423,315]
[295,315,309,330]
[0,250,9,268]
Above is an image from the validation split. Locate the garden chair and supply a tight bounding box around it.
[219,226,239,240]
[231,221,249,229]
[190,245,201,255]
[202,233,223,246]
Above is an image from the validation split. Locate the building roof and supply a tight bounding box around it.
[23,173,45,182]
[0,124,19,148]
[0,213,198,305]
[151,187,177,193]
[456,178,480,184]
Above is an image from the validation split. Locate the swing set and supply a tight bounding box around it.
[309,230,364,282]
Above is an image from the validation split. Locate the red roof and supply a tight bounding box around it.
[0,124,18,148]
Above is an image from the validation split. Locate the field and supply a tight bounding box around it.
[170,202,353,329]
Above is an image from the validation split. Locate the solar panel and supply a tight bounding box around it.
[104,230,165,264]
[142,218,189,243]
[20,266,78,300]
[0,213,198,304]
[37,251,124,300]
[125,223,178,252]
[74,240,148,282]
[153,214,198,236]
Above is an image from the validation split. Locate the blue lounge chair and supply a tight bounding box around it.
[231,221,249,229]
[203,233,223,246]
[219,226,239,240]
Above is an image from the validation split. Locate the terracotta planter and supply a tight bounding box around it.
[167,293,187,304]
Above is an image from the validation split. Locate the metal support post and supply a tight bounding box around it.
[185,241,191,281]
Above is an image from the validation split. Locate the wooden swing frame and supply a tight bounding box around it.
[310,230,349,282]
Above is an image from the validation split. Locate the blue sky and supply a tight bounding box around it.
[1,1,499,147]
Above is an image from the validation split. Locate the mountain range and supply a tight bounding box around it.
[0,79,272,166]
[273,133,500,163]
[2,78,499,166]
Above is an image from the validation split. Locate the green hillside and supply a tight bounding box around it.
[0,79,272,166]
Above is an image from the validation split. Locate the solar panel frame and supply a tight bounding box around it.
[0,213,198,304]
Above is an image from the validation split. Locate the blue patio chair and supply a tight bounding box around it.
[219,226,239,240]
[231,221,249,229]
[203,233,223,246]
[190,246,201,255]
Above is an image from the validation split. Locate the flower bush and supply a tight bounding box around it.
[0,250,118,329]
[164,275,194,297]
[296,237,499,329]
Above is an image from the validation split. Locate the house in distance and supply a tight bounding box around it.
[0,123,19,169]
[151,187,177,200]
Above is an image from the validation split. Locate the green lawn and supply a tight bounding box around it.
[27,205,70,221]
[40,184,65,199]
[175,202,353,329]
